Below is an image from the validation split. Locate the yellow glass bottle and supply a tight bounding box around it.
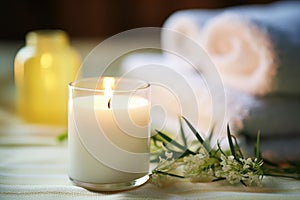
[14,30,81,126]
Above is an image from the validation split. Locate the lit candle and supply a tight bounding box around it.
[68,77,151,191]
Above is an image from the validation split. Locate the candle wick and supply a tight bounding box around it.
[108,98,111,109]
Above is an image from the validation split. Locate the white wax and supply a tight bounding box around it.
[68,95,150,183]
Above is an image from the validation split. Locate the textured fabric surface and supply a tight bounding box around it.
[0,116,300,199]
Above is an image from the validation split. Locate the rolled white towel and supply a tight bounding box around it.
[162,1,300,96]
[161,9,218,73]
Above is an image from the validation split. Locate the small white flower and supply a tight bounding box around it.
[222,164,231,172]
[242,158,253,170]
[165,151,173,159]
[228,155,235,161]
[228,171,242,184]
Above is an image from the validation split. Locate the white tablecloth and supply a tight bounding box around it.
[0,113,300,200]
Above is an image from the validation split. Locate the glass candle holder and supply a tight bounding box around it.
[68,77,151,192]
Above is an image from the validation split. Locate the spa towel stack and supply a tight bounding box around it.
[163,0,300,161]
[121,1,300,161]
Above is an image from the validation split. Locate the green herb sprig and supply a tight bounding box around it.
[150,117,300,187]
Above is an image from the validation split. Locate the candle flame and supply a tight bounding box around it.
[103,77,115,109]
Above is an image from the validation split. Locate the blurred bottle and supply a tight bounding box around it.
[14,30,81,127]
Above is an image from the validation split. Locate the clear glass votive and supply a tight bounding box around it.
[68,77,151,192]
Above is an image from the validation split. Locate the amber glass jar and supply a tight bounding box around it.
[14,30,81,126]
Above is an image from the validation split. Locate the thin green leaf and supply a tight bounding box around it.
[207,125,215,144]
[155,130,196,155]
[152,136,157,145]
[155,130,185,150]
[255,130,262,161]
[232,135,244,159]
[179,117,187,148]
[182,116,210,152]
[227,124,236,159]
[182,117,204,144]
[217,140,226,156]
